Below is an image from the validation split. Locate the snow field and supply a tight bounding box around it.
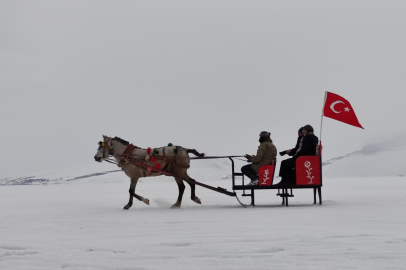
[0,174,405,270]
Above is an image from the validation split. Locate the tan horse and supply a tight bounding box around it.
[94,135,204,209]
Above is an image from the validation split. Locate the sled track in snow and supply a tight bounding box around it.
[0,170,121,186]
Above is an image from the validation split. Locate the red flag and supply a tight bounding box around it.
[323,92,364,129]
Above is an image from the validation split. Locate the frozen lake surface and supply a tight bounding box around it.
[1,169,405,269]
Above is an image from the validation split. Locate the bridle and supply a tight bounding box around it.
[98,138,115,160]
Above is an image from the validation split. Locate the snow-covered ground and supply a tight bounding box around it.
[1,143,406,269]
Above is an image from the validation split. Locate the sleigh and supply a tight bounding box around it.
[96,136,322,208]
[230,156,322,207]
[178,155,322,207]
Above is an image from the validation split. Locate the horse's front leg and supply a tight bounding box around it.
[124,178,149,210]
[123,179,137,210]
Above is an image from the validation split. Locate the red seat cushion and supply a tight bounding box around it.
[258,165,275,186]
[296,156,321,185]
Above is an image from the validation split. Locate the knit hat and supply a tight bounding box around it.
[259,131,271,143]
[259,131,271,138]
[303,125,314,133]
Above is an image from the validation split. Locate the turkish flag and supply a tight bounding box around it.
[323,92,364,129]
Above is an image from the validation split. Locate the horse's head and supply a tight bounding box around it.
[94,135,113,162]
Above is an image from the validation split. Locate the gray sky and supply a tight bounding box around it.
[1,1,405,177]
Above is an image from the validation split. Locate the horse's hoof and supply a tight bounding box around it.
[193,197,201,204]
[143,198,150,205]
[123,205,131,210]
[171,204,180,209]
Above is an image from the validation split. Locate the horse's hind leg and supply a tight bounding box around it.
[185,175,201,205]
[171,177,185,209]
[124,178,149,210]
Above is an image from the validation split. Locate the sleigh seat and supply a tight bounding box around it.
[231,156,322,206]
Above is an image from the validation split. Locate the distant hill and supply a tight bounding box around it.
[323,136,406,178]
[2,137,405,185]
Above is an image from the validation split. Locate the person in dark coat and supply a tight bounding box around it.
[276,125,319,185]
[279,127,303,157]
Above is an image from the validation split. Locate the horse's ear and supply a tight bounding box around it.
[103,135,107,140]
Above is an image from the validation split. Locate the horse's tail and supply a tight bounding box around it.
[186,149,205,157]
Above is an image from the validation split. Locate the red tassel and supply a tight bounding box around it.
[155,163,161,169]
[147,148,151,154]
[151,156,156,162]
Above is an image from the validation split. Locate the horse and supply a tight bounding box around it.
[94,135,205,209]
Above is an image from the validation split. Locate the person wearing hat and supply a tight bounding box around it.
[242,131,277,186]
[276,125,319,185]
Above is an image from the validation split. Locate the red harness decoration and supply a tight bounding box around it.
[119,144,171,176]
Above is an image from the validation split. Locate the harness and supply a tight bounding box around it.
[103,140,191,176]
[118,144,172,176]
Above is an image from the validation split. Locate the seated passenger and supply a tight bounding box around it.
[279,127,303,157]
[276,125,319,186]
[241,131,277,186]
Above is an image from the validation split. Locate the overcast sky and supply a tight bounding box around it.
[1,1,405,177]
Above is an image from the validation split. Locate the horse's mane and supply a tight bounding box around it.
[113,137,129,145]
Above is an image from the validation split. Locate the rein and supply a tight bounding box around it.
[106,157,171,176]
[190,155,244,159]
[104,140,245,176]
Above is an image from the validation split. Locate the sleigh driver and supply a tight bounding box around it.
[241,131,277,186]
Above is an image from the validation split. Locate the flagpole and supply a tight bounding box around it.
[320,115,323,142]
[320,91,328,149]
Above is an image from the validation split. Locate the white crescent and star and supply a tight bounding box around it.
[330,100,350,114]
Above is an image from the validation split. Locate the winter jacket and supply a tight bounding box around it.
[251,139,277,173]
[294,133,319,158]
[289,136,303,156]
